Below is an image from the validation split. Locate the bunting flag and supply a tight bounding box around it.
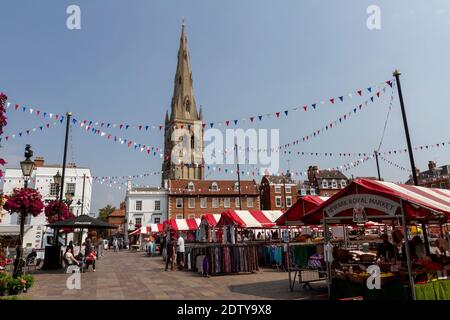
[0,122,59,145]
[379,156,412,173]
[2,79,393,133]
[92,171,162,182]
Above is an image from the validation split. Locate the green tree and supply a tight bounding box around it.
[98,204,116,221]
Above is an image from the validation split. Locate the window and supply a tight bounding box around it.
[188,214,195,219]
[321,180,329,189]
[247,197,254,208]
[440,182,446,189]
[340,180,347,188]
[188,197,195,208]
[154,200,161,211]
[66,183,76,195]
[275,196,282,207]
[235,197,241,208]
[176,214,183,219]
[323,193,329,197]
[135,218,142,226]
[300,189,307,196]
[224,198,231,208]
[285,186,292,193]
[310,188,316,195]
[187,182,195,191]
[154,217,161,224]
[50,183,58,196]
[176,198,183,208]
[286,196,292,207]
[200,197,207,208]
[275,185,281,193]
[135,200,142,211]
[212,198,219,208]
[234,182,239,191]
[331,180,337,189]
[211,182,218,191]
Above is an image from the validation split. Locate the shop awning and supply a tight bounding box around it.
[301,179,450,225]
[216,210,284,228]
[129,228,141,235]
[201,214,222,227]
[164,218,201,231]
[276,196,329,226]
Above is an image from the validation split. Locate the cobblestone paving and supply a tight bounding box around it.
[23,250,328,300]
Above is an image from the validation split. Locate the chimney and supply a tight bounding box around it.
[34,157,44,167]
[428,161,436,171]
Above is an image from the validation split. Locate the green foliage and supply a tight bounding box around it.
[98,204,116,221]
[0,272,34,295]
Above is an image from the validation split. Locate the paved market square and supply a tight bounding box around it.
[23,250,328,300]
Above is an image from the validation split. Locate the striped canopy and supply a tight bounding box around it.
[129,224,164,235]
[164,218,201,231]
[301,179,450,225]
[276,195,329,226]
[201,214,222,227]
[216,210,284,228]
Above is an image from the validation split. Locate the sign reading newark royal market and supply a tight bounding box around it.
[324,194,400,217]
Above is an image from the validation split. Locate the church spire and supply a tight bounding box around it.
[170,22,198,121]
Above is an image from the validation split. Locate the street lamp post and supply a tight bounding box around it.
[13,144,35,278]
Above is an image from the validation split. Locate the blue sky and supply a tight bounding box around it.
[1,0,450,213]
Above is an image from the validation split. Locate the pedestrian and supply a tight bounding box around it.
[113,238,119,252]
[84,238,96,272]
[148,234,155,257]
[165,236,176,271]
[176,234,185,269]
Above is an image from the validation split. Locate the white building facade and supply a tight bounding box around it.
[124,182,168,243]
[0,157,92,249]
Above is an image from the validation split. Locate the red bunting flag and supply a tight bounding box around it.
[357,90,362,96]
[250,117,254,122]
[276,112,280,118]
[376,92,380,98]
[330,98,334,104]
[303,105,307,111]
[226,120,230,126]
[159,126,163,130]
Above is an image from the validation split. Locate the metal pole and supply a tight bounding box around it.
[393,70,418,185]
[374,151,382,181]
[401,200,416,300]
[13,178,28,278]
[235,144,242,210]
[55,112,72,246]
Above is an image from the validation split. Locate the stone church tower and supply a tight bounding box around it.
[162,23,204,185]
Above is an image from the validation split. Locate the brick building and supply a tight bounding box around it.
[107,202,126,237]
[298,165,349,197]
[406,161,450,189]
[259,172,297,210]
[167,179,260,219]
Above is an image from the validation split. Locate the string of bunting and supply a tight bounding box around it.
[4,103,165,158]
[379,156,411,173]
[0,121,60,145]
[1,79,393,133]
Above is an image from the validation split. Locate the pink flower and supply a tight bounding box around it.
[3,188,45,217]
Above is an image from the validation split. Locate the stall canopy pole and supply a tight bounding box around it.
[323,215,331,300]
[400,200,416,300]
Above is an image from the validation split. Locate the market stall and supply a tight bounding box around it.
[197,214,221,242]
[301,178,450,300]
[163,218,201,241]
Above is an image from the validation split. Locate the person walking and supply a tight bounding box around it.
[84,238,96,272]
[113,238,119,252]
[165,236,176,271]
[176,234,185,269]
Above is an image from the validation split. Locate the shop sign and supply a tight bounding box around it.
[324,194,399,217]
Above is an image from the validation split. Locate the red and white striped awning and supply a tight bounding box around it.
[302,179,450,225]
[201,214,222,227]
[129,224,164,235]
[217,210,284,228]
[164,218,201,231]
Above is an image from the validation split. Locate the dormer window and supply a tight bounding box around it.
[187,182,195,191]
[340,180,347,188]
[321,180,329,189]
[234,182,239,191]
[211,182,219,191]
[331,180,337,189]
